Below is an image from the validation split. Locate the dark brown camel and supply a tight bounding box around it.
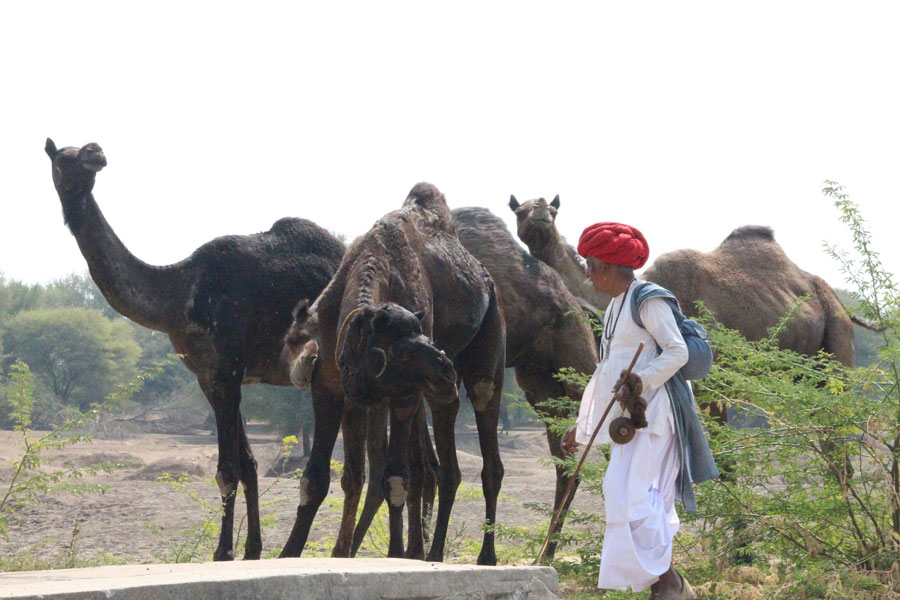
[346,207,599,560]
[452,207,598,558]
[281,182,507,565]
[509,195,611,311]
[45,139,345,561]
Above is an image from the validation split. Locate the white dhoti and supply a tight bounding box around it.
[573,282,688,592]
[597,429,680,592]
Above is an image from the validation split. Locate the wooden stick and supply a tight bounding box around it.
[534,342,644,565]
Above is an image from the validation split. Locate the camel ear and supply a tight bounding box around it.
[45,138,58,160]
[508,195,520,211]
[550,195,560,209]
[413,310,426,324]
[342,308,373,353]
[372,308,391,331]
[292,298,310,322]
[338,309,376,406]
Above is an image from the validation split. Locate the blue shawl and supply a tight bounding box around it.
[631,281,719,512]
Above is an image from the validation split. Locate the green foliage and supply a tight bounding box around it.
[41,274,119,320]
[147,473,222,563]
[147,436,301,563]
[242,384,313,440]
[2,308,141,411]
[835,288,885,367]
[0,360,156,545]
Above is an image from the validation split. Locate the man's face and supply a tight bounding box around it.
[585,257,614,293]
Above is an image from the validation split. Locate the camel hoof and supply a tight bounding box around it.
[213,548,234,561]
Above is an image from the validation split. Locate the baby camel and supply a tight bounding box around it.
[281,183,507,565]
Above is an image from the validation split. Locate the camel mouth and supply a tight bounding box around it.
[289,354,317,389]
[425,366,458,402]
[79,146,107,172]
[82,153,107,172]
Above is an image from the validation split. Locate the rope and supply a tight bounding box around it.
[334,307,365,365]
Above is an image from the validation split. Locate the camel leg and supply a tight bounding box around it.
[384,401,415,558]
[425,398,461,562]
[515,368,579,560]
[333,403,367,557]
[237,419,261,559]
[203,378,244,562]
[405,404,427,559]
[470,364,505,566]
[421,421,439,545]
[350,403,388,557]
[280,379,343,558]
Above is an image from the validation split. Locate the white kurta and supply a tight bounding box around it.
[574,281,688,593]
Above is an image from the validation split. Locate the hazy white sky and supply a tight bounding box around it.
[2,2,898,290]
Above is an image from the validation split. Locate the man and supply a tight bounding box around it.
[561,222,716,599]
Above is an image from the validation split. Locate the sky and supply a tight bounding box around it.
[2,2,899,291]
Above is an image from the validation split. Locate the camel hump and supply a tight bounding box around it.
[404,182,453,227]
[268,217,307,235]
[452,207,504,229]
[405,182,446,209]
[723,225,776,243]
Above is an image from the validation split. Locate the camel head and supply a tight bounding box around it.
[45,138,107,230]
[283,299,321,388]
[337,303,458,408]
[508,194,561,253]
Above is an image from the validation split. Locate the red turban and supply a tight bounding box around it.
[577,222,649,269]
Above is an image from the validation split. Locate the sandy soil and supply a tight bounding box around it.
[0,424,605,566]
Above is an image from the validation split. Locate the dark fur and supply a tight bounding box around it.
[46,139,345,561]
[508,194,611,317]
[281,183,507,565]
[449,206,598,558]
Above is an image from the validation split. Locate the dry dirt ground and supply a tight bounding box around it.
[0,424,605,567]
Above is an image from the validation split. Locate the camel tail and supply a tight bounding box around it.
[850,314,883,332]
[814,278,856,367]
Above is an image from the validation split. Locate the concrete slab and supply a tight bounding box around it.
[0,558,559,600]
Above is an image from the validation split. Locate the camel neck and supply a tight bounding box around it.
[66,192,185,332]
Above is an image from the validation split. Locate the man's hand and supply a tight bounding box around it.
[612,370,648,430]
[561,426,581,455]
[612,370,643,400]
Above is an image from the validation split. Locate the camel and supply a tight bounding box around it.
[44,139,345,561]
[281,182,507,565]
[643,226,855,367]
[344,207,600,560]
[509,195,611,311]
[452,207,598,558]
[645,226,862,560]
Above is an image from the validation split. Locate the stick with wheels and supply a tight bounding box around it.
[534,342,644,565]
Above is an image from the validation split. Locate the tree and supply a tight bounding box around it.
[242,384,313,454]
[42,273,119,320]
[1,308,141,411]
[0,274,42,323]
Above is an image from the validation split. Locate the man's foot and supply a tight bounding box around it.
[649,567,695,600]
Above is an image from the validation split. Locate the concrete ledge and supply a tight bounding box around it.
[0,558,559,600]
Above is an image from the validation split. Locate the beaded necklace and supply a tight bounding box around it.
[600,279,635,362]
